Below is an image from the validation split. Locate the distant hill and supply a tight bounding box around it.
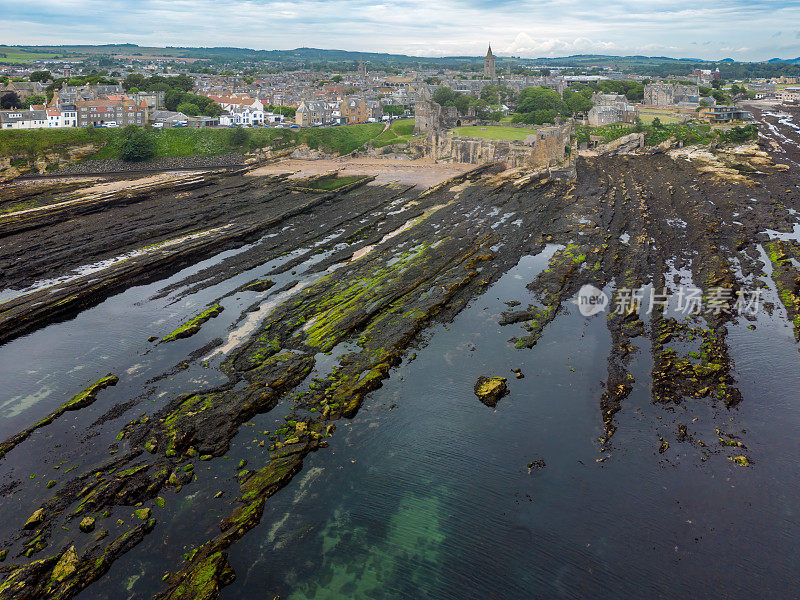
[4,45,800,77]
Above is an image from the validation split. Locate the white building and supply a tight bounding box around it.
[0,110,48,129]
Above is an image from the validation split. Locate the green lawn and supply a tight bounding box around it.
[452,125,537,141]
[636,109,686,125]
[371,119,416,148]
[298,122,384,154]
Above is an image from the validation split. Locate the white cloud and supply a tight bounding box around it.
[0,0,799,61]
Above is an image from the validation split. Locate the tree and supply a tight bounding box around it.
[711,89,731,105]
[432,86,458,107]
[469,98,490,119]
[453,94,472,115]
[29,71,51,83]
[120,129,157,162]
[651,117,663,128]
[164,89,185,112]
[0,92,20,109]
[480,86,499,104]
[177,102,200,117]
[517,87,566,115]
[331,75,343,83]
[147,82,171,93]
[22,94,46,108]
[123,73,146,91]
[563,89,593,114]
[511,108,558,125]
[383,104,404,117]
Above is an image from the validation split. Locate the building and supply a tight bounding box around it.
[777,90,800,104]
[414,91,478,135]
[692,68,721,84]
[340,97,369,124]
[295,100,331,126]
[76,99,148,127]
[587,93,636,126]
[644,83,700,106]
[484,44,496,81]
[358,57,367,78]
[58,84,125,104]
[150,110,190,127]
[206,95,265,113]
[697,106,752,123]
[0,109,48,129]
[219,105,265,126]
[0,81,46,101]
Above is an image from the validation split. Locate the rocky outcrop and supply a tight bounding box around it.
[474,376,509,407]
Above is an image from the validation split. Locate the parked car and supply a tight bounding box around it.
[104,121,119,128]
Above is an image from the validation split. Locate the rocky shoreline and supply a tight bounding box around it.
[0,106,799,599]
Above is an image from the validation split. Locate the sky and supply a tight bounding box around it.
[2,0,800,61]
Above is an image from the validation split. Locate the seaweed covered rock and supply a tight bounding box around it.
[474,376,508,407]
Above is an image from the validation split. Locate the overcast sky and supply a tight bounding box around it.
[2,0,800,61]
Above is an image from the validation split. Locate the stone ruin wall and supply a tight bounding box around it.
[431,123,572,169]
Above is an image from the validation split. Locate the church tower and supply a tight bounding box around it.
[358,56,367,78]
[483,44,496,81]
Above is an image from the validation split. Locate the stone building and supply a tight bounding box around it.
[75,99,148,127]
[484,44,496,81]
[340,97,369,123]
[413,96,477,135]
[587,93,636,126]
[295,100,331,126]
[643,83,700,106]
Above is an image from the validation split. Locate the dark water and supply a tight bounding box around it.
[219,249,800,600]
[2,235,800,599]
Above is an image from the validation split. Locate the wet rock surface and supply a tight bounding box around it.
[474,376,509,407]
[1,106,800,599]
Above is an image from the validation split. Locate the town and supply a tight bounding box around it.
[2,45,796,136]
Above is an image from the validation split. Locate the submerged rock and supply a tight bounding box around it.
[79,517,95,533]
[474,376,509,407]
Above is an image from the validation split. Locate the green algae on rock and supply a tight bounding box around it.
[0,375,118,461]
[474,376,509,407]
[161,304,224,343]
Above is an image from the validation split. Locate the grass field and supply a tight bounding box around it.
[636,109,687,125]
[371,119,416,148]
[298,122,384,154]
[0,46,65,64]
[452,125,537,141]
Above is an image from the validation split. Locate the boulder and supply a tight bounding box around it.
[474,376,509,407]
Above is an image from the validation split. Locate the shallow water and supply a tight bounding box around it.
[3,211,800,599]
[211,250,800,600]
